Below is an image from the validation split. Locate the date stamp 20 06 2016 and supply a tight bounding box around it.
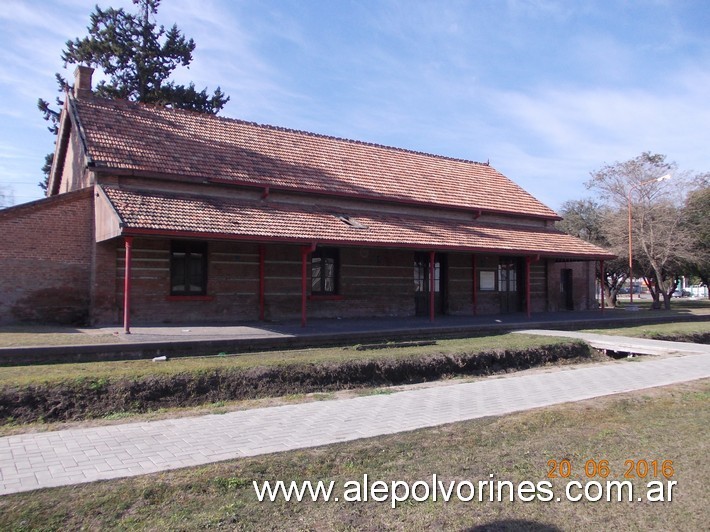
[547,459,675,480]
[546,458,677,503]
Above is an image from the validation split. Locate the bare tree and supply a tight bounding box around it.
[586,152,697,309]
[0,185,13,209]
[635,201,692,308]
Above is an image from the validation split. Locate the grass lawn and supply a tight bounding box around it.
[0,318,710,386]
[583,321,710,339]
[1,319,707,431]
[1,379,706,530]
[1,317,706,388]
[0,333,576,387]
[0,332,594,428]
[612,297,710,313]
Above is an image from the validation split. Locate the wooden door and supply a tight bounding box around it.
[414,253,446,316]
[499,258,523,313]
[561,268,574,310]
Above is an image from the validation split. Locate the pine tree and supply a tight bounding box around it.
[38,0,229,190]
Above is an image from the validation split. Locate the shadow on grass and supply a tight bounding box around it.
[467,521,561,532]
[613,298,710,313]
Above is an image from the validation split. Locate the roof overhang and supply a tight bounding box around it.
[97,185,615,261]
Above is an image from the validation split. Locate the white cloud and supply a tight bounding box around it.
[1,0,709,210]
[475,61,710,208]
[489,76,709,158]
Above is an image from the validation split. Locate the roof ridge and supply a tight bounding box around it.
[80,96,492,168]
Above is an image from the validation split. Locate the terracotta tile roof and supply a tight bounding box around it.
[100,186,614,259]
[74,96,560,219]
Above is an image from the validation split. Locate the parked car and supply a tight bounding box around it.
[619,286,641,294]
[672,289,691,297]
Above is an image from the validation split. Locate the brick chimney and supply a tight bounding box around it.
[73,65,94,98]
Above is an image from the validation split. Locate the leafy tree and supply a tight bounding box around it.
[38,0,229,190]
[557,199,626,307]
[586,152,697,310]
[683,180,710,295]
[556,199,606,244]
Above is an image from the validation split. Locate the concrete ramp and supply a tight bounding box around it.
[517,330,710,357]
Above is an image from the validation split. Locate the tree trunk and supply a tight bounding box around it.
[661,291,672,310]
[700,275,710,299]
[650,293,662,309]
[648,265,676,310]
[647,283,662,309]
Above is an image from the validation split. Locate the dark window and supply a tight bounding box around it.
[170,241,208,295]
[311,248,339,295]
[414,253,441,293]
[498,260,517,293]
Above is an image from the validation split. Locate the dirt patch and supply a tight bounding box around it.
[0,342,592,424]
[649,331,710,344]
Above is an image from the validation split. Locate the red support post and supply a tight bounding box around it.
[600,260,605,313]
[123,236,133,334]
[525,256,532,319]
[259,244,265,321]
[628,192,634,306]
[429,251,435,322]
[472,254,478,316]
[301,246,308,328]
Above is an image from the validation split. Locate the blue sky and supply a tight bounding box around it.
[1,0,708,209]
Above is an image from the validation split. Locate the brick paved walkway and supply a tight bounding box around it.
[1,340,709,495]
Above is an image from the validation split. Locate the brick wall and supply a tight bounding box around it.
[447,253,473,315]
[549,261,595,311]
[90,240,120,324]
[109,241,418,325]
[0,189,94,324]
[112,239,261,324]
[97,236,599,325]
[529,260,548,313]
[449,254,549,315]
[309,247,414,319]
[262,244,301,320]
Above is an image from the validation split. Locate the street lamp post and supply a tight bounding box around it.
[627,174,671,305]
